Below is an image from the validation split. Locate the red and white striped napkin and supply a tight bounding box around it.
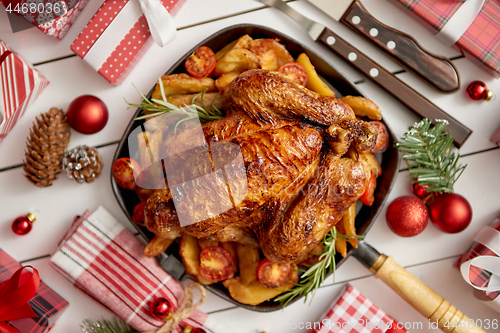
[50,206,229,333]
[307,284,406,333]
[0,41,49,143]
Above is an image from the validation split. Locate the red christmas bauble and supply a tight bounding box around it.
[150,297,172,319]
[12,213,36,235]
[66,95,108,134]
[386,196,429,237]
[411,182,428,199]
[466,81,493,101]
[428,193,472,233]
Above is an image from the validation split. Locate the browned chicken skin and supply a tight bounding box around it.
[144,69,374,264]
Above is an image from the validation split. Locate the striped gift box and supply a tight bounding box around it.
[307,284,406,333]
[0,41,49,143]
[0,249,69,333]
[390,0,500,77]
[70,0,185,85]
[50,206,229,333]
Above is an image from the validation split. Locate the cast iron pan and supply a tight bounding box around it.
[113,26,486,331]
[112,24,399,311]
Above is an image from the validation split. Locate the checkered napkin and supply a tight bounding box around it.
[391,0,500,76]
[307,284,403,333]
[456,214,500,312]
[50,206,228,333]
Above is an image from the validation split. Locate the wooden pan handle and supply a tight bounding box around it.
[373,255,486,333]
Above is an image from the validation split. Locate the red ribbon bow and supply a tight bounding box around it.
[0,266,40,333]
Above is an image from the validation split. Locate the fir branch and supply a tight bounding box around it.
[396,119,466,193]
[126,78,225,128]
[81,318,137,333]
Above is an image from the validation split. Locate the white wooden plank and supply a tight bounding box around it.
[0,145,136,262]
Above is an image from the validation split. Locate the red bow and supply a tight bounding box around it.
[0,266,40,333]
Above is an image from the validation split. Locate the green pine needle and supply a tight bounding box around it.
[126,77,225,130]
[396,119,466,193]
[81,318,137,333]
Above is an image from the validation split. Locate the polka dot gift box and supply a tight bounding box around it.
[70,0,185,85]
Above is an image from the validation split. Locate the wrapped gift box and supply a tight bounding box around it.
[390,0,500,77]
[0,41,49,143]
[0,248,69,333]
[50,206,229,333]
[4,0,90,39]
[71,0,185,85]
[456,214,500,313]
[307,283,407,333]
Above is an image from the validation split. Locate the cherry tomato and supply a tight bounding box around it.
[199,246,234,282]
[112,157,142,190]
[360,172,377,206]
[185,46,216,78]
[278,62,308,86]
[132,201,147,227]
[370,121,389,153]
[257,258,291,288]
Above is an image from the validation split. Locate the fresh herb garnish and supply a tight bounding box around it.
[126,77,224,131]
[275,228,364,307]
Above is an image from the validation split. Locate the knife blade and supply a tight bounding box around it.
[308,0,460,93]
[256,0,472,147]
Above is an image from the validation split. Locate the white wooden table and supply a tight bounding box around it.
[1,1,500,332]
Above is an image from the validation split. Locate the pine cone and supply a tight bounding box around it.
[62,145,103,183]
[23,108,71,187]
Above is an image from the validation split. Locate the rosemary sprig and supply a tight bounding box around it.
[80,318,137,333]
[395,118,466,193]
[275,228,335,306]
[275,228,365,307]
[126,77,225,131]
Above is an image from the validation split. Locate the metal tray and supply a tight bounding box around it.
[112,24,400,312]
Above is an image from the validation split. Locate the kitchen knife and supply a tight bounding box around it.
[257,0,472,147]
[308,0,460,93]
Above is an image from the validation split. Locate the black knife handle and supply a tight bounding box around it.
[341,0,460,93]
[317,28,472,147]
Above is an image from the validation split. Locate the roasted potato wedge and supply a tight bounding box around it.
[341,95,382,120]
[215,71,240,92]
[335,222,348,258]
[179,234,214,285]
[296,53,335,97]
[236,243,260,285]
[362,151,383,177]
[213,48,261,76]
[151,74,216,100]
[215,34,253,60]
[246,38,294,70]
[341,203,358,249]
[198,237,219,250]
[144,236,174,257]
[163,92,227,111]
[222,264,298,305]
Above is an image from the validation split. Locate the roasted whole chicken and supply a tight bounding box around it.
[144,69,376,264]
